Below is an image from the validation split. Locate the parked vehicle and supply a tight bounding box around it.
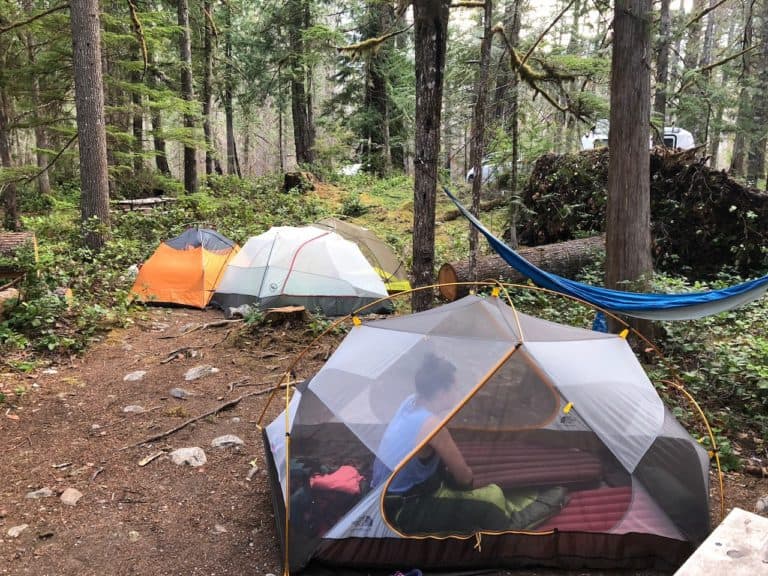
[580,120,695,151]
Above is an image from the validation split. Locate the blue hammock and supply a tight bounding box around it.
[444,187,768,320]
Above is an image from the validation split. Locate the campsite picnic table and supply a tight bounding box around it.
[113,197,178,212]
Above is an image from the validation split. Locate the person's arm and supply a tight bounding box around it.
[426,418,473,488]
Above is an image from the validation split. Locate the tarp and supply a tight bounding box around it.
[444,187,768,320]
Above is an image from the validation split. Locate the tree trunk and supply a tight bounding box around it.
[0,92,19,231]
[468,0,493,281]
[653,0,671,142]
[363,1,395,176]
[179,0,198,192]
[746,0,768,187]
[437,235,605,301]
[70,0,111,250]
[731,2,755,177]
[22,0,51,196]
[411,0,450,313]
[224,3,240,177]
[287,0,316,166]
[132,69,143,175]
[203,0,214,176]
[147,53,171,177]
[709,13,738,168]
[606,0,653,333]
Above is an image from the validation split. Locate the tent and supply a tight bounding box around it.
[130,227,239,308]
[213,226,391,316]
[263,295,710,574]
[313,217,411,293]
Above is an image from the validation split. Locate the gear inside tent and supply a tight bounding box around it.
[213,226,392,317]
[312,217,411,293]
[263,295,711,574]
[130,227,239,309]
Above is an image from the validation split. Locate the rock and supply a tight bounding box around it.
[226,304,254,319]
[0,508,7,518]
[60,488,83,506]
[184,365,219,381]
[756,495,768,515]
[230,417,241,424]
[211,435,244,449]
[122,405,145,414]
[213,524,227,534]
[42,368,58,375]
[169,387,193,400]
[169,447,207,467]
[123,370,147,382]
[26,487,53,499]
[7,524,29,538]
[128,530,140,541]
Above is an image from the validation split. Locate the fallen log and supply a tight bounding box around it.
[437,235,605,301]
[0,232,37,279]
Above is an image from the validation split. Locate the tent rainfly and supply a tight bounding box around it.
[213,226,391,316]
[130,227,238,308]
[312,217,411,293]
[263,295,711,574]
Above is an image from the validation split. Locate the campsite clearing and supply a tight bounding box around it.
[0,306,766,576]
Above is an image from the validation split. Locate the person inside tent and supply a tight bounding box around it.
[372,351,568,536]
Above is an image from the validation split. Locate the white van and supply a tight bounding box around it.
[580,121,695,150]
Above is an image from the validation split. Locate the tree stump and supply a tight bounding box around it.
[437,235,605,301]
[0,287,19,317]
[283,171,317,193]
[0,232,38,280]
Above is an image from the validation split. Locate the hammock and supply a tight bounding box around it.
[444,187,768,320]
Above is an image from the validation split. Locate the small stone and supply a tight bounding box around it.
[7,524,29,538]
[122,405,145,414]
[230,417,241,424]
[211,435,244,449]
[31,383,40,390]
[169,387,193,400]
[169,447,207,467]
[756,494,768,515]
[60,488,83,506]
[42,368,58,375]
[184,365,219,381]
[26,487,53,499]
[0,508,7,518]
[128,530,140,541]
[123,371,147,382]
[91,424,101,430]
[213,524,227,534]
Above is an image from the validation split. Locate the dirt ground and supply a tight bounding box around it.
[0,307,766,576]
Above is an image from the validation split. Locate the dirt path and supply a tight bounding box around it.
[1,307,766,576]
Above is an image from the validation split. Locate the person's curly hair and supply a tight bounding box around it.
[414,351,457,399]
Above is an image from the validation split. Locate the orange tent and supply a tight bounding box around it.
[131,228,239,308]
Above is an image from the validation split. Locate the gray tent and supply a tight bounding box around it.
[263,295,710,574]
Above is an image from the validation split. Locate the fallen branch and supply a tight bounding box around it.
[744,464,768,478]
[159,346,201,364]
[158,318,243,339]
[120,382,293,450]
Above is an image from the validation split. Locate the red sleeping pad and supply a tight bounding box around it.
[536,485,633,532]
[459,441,604,489]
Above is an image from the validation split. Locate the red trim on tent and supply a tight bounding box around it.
[280,231,331,293]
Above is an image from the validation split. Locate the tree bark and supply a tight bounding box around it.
[71,0,110,250]
[746,0,768,187]
[287,0,316,166]
[411,0,450,312]
[179,0,198,192]
[224,3,240,177]
[203,0,214,176]
[606,0,653,332]
[437,235,605,301]
[147,52,171,176]
[132,68,143,175]
[468,0,493,281]
[22,0,51,196]
[653,0,671,142]
[0,91,19,231]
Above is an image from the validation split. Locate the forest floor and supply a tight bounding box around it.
[1,307,766,576]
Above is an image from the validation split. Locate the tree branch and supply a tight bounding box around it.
[126,0,148,77]
[336,25,413,58]
[519,0,577,69]
[674,44,759,97]
[0,3,70,35]
[685,0,729,28]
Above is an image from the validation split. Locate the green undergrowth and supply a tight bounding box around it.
[1,172,766,466]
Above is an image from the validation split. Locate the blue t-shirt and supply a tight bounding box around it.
[371,394,440,494]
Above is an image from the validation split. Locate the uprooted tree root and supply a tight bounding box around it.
[518,148,768,278]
